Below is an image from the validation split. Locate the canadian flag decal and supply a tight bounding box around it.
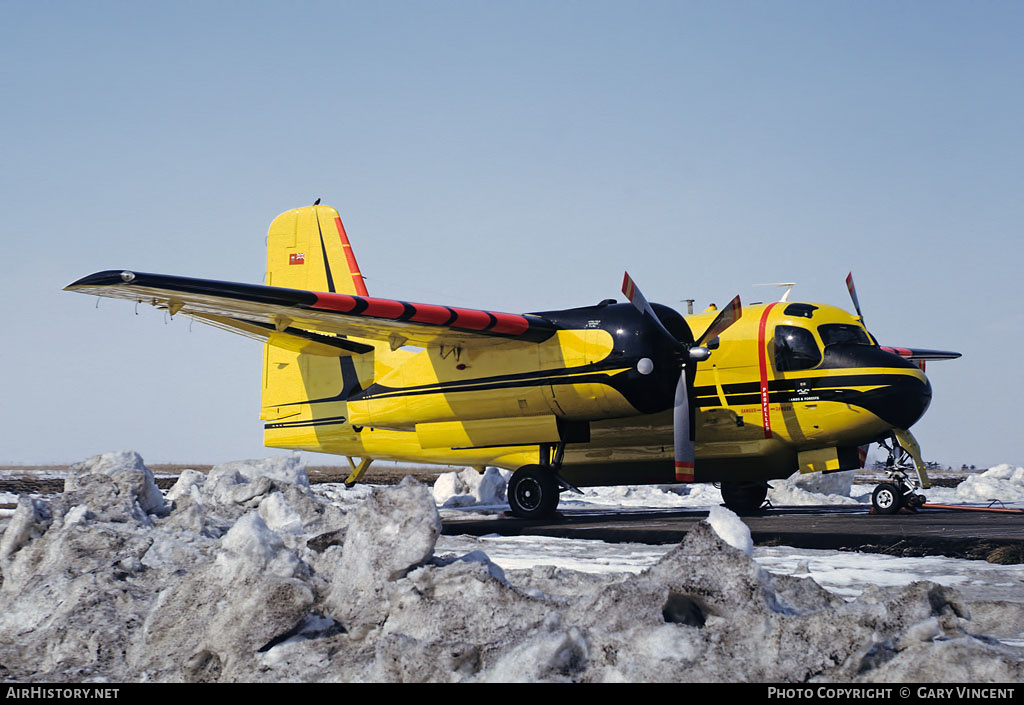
[289,252,305,265]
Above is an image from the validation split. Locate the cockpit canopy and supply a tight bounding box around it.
[774,325,821,371]
[818,323,872,347]
[774,317,875,372]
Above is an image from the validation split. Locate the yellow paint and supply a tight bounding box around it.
[798,447,842,474]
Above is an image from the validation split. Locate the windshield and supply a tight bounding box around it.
[818,323,872,347]
[774,325,821,371]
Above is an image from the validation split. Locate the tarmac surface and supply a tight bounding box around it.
[441,504,1024,563]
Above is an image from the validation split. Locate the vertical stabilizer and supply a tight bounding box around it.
[265,204,368,295]
[260,204,374,438]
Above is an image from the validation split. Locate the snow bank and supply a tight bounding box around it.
[432,467,508,508]
[1,452,1022,682]
[569,483,722,508]
[65,450,169,520]
[956,464,1024,504]
[768,470,861,506]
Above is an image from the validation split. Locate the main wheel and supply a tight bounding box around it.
[871,482,903,514]
[508,465,560,519]
[720,481,768,514]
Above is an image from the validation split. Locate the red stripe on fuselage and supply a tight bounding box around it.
[757,303,779,439]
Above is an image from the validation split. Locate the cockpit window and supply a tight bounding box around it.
[774,325,821,371]
[783,303,818,319]
[818,323,871,347]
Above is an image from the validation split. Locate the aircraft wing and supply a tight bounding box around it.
[65,270,558,353]
[879,346,961,361]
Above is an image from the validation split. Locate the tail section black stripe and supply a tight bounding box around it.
[315,211,336,294]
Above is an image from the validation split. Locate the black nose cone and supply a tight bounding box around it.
[879,369,932,429]
[820,344,932,429]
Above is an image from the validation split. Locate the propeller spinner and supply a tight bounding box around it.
[621,273,742,479]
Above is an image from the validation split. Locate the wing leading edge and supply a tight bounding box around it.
[65,270,558,352]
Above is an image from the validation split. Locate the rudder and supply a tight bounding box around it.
[265,204,368,296]
[260,204,374,448]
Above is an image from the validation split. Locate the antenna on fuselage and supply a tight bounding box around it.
[758,282,797,302]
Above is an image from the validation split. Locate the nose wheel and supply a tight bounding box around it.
[871,434,927,514]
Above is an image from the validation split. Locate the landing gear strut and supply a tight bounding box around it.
[871,434,927,514]
[507,440,581,519]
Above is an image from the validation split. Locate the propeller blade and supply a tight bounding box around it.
[846,272,864,322]
[622,271,686,350]
[673,371,695,481]
[621,271,650,314]
[696,295,742,347]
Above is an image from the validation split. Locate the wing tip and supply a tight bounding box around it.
[64,270,132,291]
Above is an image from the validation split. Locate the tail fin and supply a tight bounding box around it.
[260,204,375,435]
[265,204,368,295]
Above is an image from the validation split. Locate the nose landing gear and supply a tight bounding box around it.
[870,432,929,514]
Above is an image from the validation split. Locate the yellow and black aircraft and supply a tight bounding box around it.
[65,203,960,518]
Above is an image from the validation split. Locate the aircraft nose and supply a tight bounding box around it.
[821,344,932,429]
[878,364,932,429]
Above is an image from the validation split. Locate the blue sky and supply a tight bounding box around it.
[2,1,1021,467]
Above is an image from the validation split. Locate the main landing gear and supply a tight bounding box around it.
[720,481,769,514]
[507,441,581,519]
[871,434,928,515]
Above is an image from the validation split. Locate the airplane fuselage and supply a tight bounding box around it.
[262,297,931,486]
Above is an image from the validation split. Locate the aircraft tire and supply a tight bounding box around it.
[871,482,903,514]
[508,465,560,519]
[720,481,768,514]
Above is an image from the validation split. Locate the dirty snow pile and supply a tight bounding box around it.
[2,452,1023,683]
[767,470,861,506]
[955,464,1024,504]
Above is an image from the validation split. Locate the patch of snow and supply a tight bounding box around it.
[705,505,753,555]
[956,464,1024,504]
[769,470,862,506]
[432,467,508,508]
